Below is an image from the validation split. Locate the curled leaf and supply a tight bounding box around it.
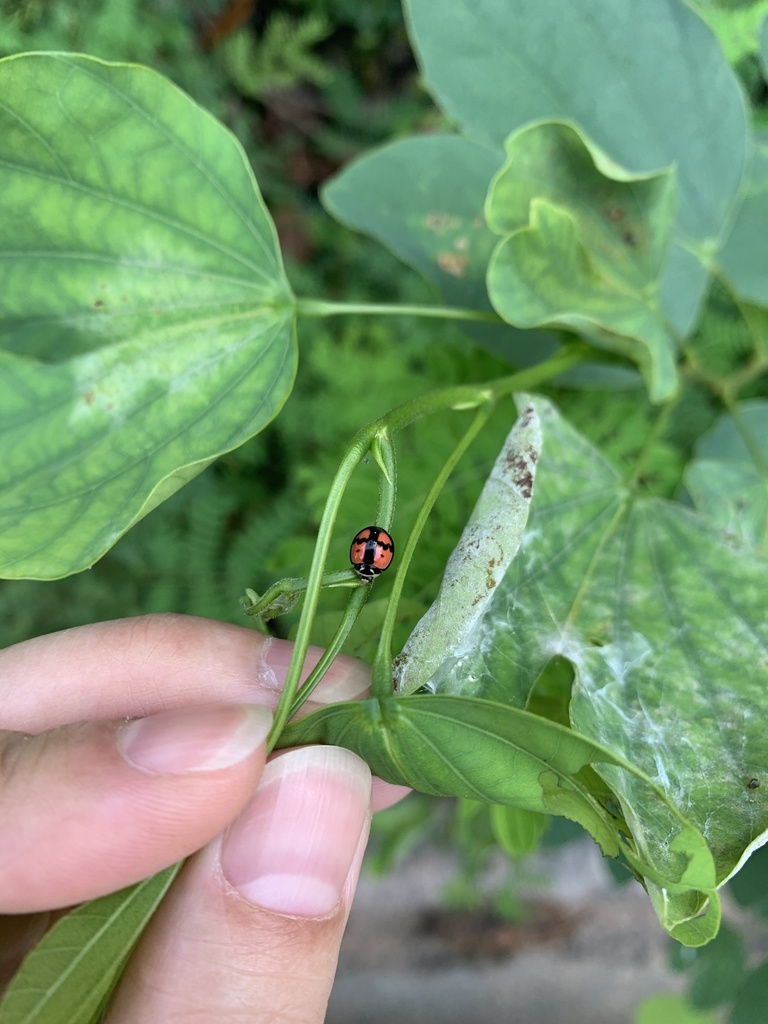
[393,399,541,694]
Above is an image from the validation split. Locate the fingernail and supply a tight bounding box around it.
[258,637,370,703]
[117,704,272,774]
[221,746,371,917]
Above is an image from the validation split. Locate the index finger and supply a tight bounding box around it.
[0,614,370,731]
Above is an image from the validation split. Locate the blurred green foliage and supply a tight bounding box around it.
[2,3,768,1009]
[0,0,713,652]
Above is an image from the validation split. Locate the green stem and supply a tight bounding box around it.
[266,341,590,749]
[373,430,398,530]
[371,403,494,698]
[723,356,768,396]
[243,571,355,620]
[288,585,370,718]
[624,399,676,491]
[296,297,504,324]
[266,437,372,750]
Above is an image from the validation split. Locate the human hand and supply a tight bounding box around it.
[0,614,409,1021]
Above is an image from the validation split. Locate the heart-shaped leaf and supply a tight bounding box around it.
[719,140,768,305]
[0,54,295,579]
[404,0,749,335]
[485,122,678,400]
[425,398,768,901]
[322,134,558,367]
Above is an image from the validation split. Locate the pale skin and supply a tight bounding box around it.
[0,614,410,1022]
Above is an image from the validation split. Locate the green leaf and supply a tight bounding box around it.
[427,398,768,906]
[485,122,678,401]
[688,0,768,65]
[0,863,181,1024]
[490,804,549,858]
[322,134,558,367]
[727,843,768,918]
[0,53,295,579]
[221,15,332,96]
[719,139,768,305]
[686,922,745,1010]
[634,994,719,1024]
[393,399,542,694]
[404,0,749,335]
[280,693,719,943]
[761,15,768,79]
[684,400,768,555]
[729,962,768,1024]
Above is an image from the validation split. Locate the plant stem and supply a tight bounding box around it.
[296,297,504,324]
[288,585,370,718]
[243,571,355,620]
[266,430,372,751]
[266,341,590,748]
[624,399,676,491]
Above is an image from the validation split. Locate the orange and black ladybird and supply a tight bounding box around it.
[350,526,394,583]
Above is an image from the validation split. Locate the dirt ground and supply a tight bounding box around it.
[327,836,683,1024]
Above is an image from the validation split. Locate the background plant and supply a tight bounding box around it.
[0,0,767,1021]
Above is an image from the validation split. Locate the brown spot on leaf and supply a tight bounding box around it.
[505,450,534,499]
[437,252,469,277]
[519,404,534,426]
[425,212,460,233]
[93,299,104,309]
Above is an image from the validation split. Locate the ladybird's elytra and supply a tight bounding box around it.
[350,525,394,583]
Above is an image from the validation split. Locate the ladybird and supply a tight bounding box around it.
[350,526,394,583]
